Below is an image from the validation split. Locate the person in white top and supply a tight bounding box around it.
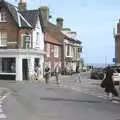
[55,64,61,84]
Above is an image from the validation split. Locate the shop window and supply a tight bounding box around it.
[1,58,15,73]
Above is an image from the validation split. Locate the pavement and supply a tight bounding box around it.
[0,82,119,120]
[49,73,120,104]
[0,76,119,119]
[0,87,10,119]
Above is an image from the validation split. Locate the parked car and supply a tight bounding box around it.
[90,68,104,80]
[104,65,120,85]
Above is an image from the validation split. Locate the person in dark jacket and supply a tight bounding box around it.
[44,66,50,84]
[102,66,119,99]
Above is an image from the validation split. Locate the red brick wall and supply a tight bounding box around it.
[18,29,32,48]
[0,6,32,49]
[44,42,61,73]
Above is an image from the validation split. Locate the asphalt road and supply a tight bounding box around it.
[0,81,120,120]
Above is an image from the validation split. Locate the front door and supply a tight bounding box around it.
[22,59,28,80]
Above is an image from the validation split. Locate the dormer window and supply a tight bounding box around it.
[0,11,7,22]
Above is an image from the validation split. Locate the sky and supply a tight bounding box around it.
[10,0,120,65]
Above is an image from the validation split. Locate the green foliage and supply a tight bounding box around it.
[18,2,26,11]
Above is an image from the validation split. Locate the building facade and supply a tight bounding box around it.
[40,6,63,75]
[62,28,82,73]
[0,0,45,81]
[40,6,82,74]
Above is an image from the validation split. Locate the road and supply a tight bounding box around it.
[0,73,119,120]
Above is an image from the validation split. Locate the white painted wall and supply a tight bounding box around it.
[32,16,44,79]
[32,16,44,51]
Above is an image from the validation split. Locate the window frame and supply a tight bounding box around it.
[46,43,50,57]
[0,30,7,47]
[54,45,59,58]
[0,11,7,22]
[23,34,31,49]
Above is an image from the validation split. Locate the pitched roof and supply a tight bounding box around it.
[45,32,62,45]
[20,10,44,31]
[63,33,81,44]
[45,22,81,45]
[2,1,32,28]
[0,0,44,30]
[45,22,64,44]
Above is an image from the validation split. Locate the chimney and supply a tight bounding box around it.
[18,0,27,11]
[56,17,64,30]
[40,6,49,27]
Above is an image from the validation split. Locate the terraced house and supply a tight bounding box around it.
[0,0,45,81]
[40,6,63,75]
[62,28,82,73]
[40,6,82,74]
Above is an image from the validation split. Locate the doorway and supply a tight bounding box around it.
[22,59,28,80]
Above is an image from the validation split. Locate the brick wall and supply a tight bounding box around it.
[44,42,61,73]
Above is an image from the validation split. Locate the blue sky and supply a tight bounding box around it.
[11,0,120,64]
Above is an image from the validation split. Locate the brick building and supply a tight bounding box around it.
[40,6,63,75]
[0,0,45,81]
[40,6,82,74]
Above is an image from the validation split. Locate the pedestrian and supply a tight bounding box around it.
[75,68,81,83]
[55,64,61,84]
[44,66,50,84]
[101,66,119,100]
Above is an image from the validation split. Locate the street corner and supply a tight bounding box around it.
[0,87,10,101]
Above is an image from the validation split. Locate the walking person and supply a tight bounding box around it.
[101,66,119,100]
[55,64,61,85]
[75,67,81,83]
[44,66,50,84]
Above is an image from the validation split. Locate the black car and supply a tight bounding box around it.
[90,68,104,80]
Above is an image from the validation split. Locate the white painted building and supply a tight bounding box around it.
[0,1,45,81]
[62,28,82,72]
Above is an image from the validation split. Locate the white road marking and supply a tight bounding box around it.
[0,101,3,104]
[0,96,7,101]
[0,92,10,101]
[98,95,102,98]
[0,108,3,113]
[0,114,7,118]
[112,100,120,104]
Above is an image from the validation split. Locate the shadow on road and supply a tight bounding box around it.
[40,97,102,103]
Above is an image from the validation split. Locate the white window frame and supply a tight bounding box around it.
[0,31,7,47]
[66,44,73,57]
[23,34,31,49]
[36,32,39,47]
[54,45,59,58]
[0,11,7,22]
